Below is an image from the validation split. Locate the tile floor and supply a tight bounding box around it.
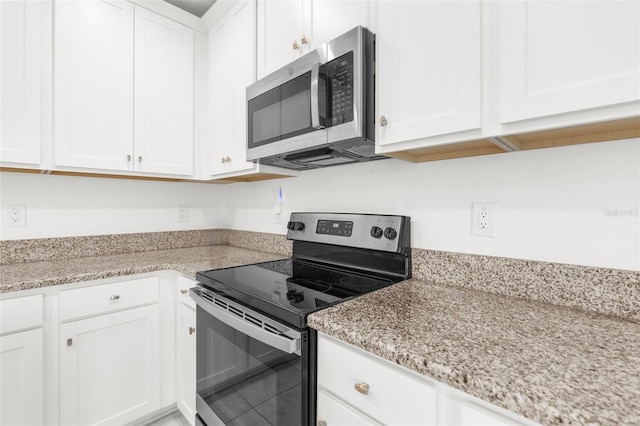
[144,410,191,426]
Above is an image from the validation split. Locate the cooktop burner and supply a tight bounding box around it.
[196,258,399,329]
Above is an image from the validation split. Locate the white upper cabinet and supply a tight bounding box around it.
[207,0,298,180]
[0,0,43,166]
[54,0,134,172]
[256,0,370,79]
[256,0,308,79]
[134,6,194,176]
[375,0,482,150]
[309,0,370,49]
[208,0,256,176]
[54,1,194,176]
[498,0,640,125]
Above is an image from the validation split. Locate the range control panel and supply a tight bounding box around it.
[286,212,409,253]
[316,220,353,237]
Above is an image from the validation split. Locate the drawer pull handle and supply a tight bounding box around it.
[354,382,369,395]
[67,338,73,347]
[189,327,196,335]
[110,295,120,301]
[317,421,327,426]
[180,289,188,294]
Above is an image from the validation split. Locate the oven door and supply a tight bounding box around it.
[191,287,311,426]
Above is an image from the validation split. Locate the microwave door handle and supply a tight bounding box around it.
[311,62,324,130]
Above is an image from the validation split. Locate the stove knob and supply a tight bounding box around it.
[383,227,397,240]
[370,226,383,238]
[288,221,305,231]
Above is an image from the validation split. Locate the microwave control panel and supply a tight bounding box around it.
[325,52,354,127]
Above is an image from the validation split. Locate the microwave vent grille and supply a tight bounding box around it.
[343,144,378,158]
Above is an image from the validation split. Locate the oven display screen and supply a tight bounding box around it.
[316,220,353,237]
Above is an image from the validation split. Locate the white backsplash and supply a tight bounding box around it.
[1,138,638,271]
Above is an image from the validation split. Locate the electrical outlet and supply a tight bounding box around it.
[471,203,496,237]
[6,205,27,227]
[177,206,189,223]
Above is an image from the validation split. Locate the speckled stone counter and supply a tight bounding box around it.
[0,229,292,293]
[0,245,285,293]
[308,279,640,426]
[3,230,640,425]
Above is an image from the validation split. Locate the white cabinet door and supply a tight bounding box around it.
[317,388,382,426]
[54,0,134,171]
[256,0,308,79]
[176,303,196,426]
[256,0,369,80]
[310,0,370,49]
[59,305,160,426]
[0,329,43,426]
[134,6,194,176]
[0,0,42,165]
[208,0,257,177]
[376,0,482,149]
[498,1,640,124]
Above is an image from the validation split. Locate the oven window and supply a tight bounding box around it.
[248,71,319,149]
[196,306,308,425]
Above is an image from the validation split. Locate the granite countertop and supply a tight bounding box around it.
[308,279,640,426]
[3,239,639,425]
[0,245,285,293]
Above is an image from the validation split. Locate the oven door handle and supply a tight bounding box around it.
[191,289,301,355]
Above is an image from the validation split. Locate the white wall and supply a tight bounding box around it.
[2,139,638,271]
[225,138,640,272]
[0,172,228,239]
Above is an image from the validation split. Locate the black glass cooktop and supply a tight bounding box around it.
[196,258,400,329]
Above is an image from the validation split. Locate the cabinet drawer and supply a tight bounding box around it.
[177,275,196,309]
[318,334,437,425]
[0,294,43,335]
[59,277,159,322]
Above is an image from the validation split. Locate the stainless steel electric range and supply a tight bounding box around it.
[190,212,411,426]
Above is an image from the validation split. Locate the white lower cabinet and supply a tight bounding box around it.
[317,332,438,425]
[317,333,539,426]
[317,388,381,426]
[176,276,197,426]
[445,392,533,426]
[0,295,44,426]
[58,278,161,426]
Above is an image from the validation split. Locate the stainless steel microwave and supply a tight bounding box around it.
[246,26,384,170]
